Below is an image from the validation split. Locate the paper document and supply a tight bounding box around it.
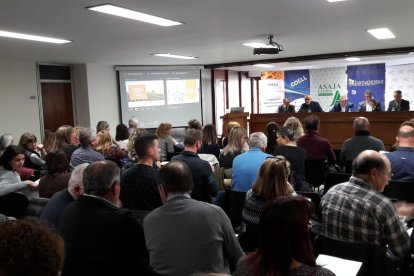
[316,254,362,276]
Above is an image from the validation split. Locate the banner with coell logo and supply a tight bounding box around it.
[347,64,386,109]
[284,70,310,111]
[310,67,347,111]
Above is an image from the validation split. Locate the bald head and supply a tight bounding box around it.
[396,125,414,147]
[157,161,193,193]
[353,117,370,132]
[353,150,390,192]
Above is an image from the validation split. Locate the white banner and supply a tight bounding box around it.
[259,78,285,114]
[309,67,347,112]
[385,64,414,111]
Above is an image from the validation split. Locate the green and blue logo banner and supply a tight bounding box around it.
[284,69,310,110]
[347,64,386,108]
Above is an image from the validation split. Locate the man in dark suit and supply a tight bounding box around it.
[144,161,243,276]
[298,94,324,112]
[277,97,296,113]
[59,161,149,276]
[358,90,382,112]
[329,96,355,112]
[40,163,88,230]
[387,90,410,112]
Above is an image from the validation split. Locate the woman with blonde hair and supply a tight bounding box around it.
[222,121,241,147]
[127,128,147,161]
[54,125,78,161]
[156,123,177,162]
[284,116,304,138]
[95,130,126,160]
[219,127,248,168]
[240,156,295,251]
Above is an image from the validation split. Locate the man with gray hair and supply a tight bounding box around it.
[358,90,382,112]
[340,117,384,171]
[59,161,148,275]
[128,116,139,135]
[69,127,104,169]
[232,132,272,192]
[277,97,295,113]
[329,96,355,112]
[40,163,89,229]
[384,125,414,181]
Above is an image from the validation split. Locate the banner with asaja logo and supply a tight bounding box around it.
[347,64,386,110]
[284,70,310,111]
[310,67,347,112]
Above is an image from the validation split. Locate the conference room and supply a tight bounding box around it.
[1,0,414,275]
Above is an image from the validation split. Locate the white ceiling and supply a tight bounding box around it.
[1,0,414,67]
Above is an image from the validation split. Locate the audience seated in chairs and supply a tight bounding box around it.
[171,129,218,203]
[340,117,384,172]
[240,156,296,251]
[233,196,334,276]
[127,127,147,162]
[283,116,304,139]
[69,128,104,169]
[95,130,127,160]
[321,150,411,259]
[144,161,243,276]
[199,124,221,159]
[40,163,88,230]
[264,122,278,155]
[0,133,13,159]
[219,127,248,169]
[221,121,241,148]
[0,220,64,276]
[384,125,414,182]
[0,145,38,198]
[59,161,149,275]
[96,120,110,133]
[38,150,71,198]
[120,134,162,211]
[54,125,79,162]
[18,132,46,171]
[232,132,272,192]
[156,122,177,162]
[115,123,130,150]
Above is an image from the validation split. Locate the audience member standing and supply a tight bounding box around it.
[384,125,414,182]
[156,122,177,162]
[297,115,335,163]
[321,150,410,258]
[387,90,410,112]
[358,90,382,112]
[59,161,149,275]
[234,197,334,276]
[172,129,218,202]
[70,128,104,168]
[298,95,324,112]
[199,124,220,159]
[219,127,248,168]
[340,117,384,168]
[144,161,243,276]
[38,151,70,198]
[232,132,272,192]
[40,163,88,230]
[120,134,162,211]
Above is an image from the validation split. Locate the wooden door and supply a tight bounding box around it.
[41,82,74,131]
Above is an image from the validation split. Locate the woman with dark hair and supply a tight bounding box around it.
[18,132,46,171]
[115,124,130,150]
[38,151,71,198]
[55,125,79,161]
[0,145,38,197]
[265,122,279,155]
[275,126,308,184]
[199,124,220,159]
[234,196,334,276]
[187,119,202,130]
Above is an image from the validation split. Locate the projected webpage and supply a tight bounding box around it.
[118,69,202,128]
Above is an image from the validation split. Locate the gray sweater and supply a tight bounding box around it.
[144,194,244,276]
[0,167,27,196]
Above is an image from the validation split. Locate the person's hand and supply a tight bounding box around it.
[25,180,39,190]
[394,202,414,217]
[155,160,161,168]
[36,143,45,151]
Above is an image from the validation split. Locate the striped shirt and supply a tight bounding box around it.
[321,176,410,257]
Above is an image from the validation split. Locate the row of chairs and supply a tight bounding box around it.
[0,192,49,220]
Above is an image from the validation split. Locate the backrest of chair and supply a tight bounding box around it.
[383,181,414,203]
[5,192,30,218]
[296,191,322,221]
[24,197,50,221]
[225,188,246,228]
[305,159,327,188]
[313,234,388,276]
[345,160,353,174]
[324,172,352,195]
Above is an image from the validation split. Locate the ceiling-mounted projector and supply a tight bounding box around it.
[253,35,283,55]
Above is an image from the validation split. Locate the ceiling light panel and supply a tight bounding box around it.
[367,28,395,39]
[0,30,71,44]
[87,4,183,27]
[152,53,198,59]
